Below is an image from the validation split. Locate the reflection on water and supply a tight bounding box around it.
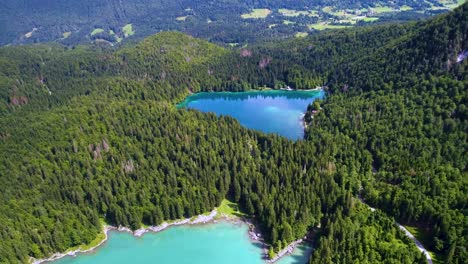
[178,90,325,140]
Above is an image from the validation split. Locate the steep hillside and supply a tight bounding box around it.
[304,4,467,262]
[0,3,466,264]
[0,0,462,46]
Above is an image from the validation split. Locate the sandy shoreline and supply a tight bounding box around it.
[30,208,306,264]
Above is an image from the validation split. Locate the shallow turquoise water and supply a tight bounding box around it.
[178,90,325,140]
[52,221,312,264]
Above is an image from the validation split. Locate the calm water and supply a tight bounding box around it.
[52,221,312,264]
[177,90,325,140]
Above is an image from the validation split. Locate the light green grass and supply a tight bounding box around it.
[295,32,308,38]
[283,20,295,25]
[308,23,350,30]
[62,32,71,39]
[322,6,333,13]
[322,6,347,17]
[404,225,444,263]
[371,6,395,13]
[278,8,309,17]
[400,5,413,11]
[122,24,135,37]
[109,30,123,42]
[438,0,466,9]
[176,16,188,21]
[241,8,271,19]
[337,19,357,24]
[363,17,379,22]
[91,28,104,36]
[217,199,246,217]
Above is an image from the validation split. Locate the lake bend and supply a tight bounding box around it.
[177,89,325,140]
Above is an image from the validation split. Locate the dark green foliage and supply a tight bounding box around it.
[0,3,467,264]
[309,204,427,264]
[0,0,453,46]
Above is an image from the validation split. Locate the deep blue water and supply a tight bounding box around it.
[177,90,325,140]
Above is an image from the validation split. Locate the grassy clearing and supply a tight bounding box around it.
[403,225,444,263]
[91,28,104,36]
[363,17,379,22]
[322,6,347,17]
[62,32,71,39]
[278,8,318,17]
[176,16,188,21]
[437,0,465,9]
[217,199,246,217]
[241,8,271,19]
[283,20,295,25]
[122,24,134,37]
[322,6,333,13]
[308,23,350,30]
[400,5,413,11]
[278,8,309,17]
[337,19,357,24]
[371,6,395,13]
[295,32,308,38]
[109,30,123,42]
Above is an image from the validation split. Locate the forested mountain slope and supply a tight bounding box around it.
[305,4,467,262]
[0,3,466,264]
[0,0,462,46]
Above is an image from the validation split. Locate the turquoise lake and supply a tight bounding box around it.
[177,90,325,140]
[52,221,312,264]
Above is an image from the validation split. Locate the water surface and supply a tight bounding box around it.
[178,90,325,140]
[52,221,312,264]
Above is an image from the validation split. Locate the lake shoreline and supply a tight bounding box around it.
[177,87,324,107]
[177,88,325,140]
[30,208,306,264]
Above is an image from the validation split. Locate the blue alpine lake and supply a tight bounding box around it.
[177,89,325,140]
[51,221,312,264]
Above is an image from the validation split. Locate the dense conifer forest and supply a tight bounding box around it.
[0,3,466,264]
[0,0,461,46]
